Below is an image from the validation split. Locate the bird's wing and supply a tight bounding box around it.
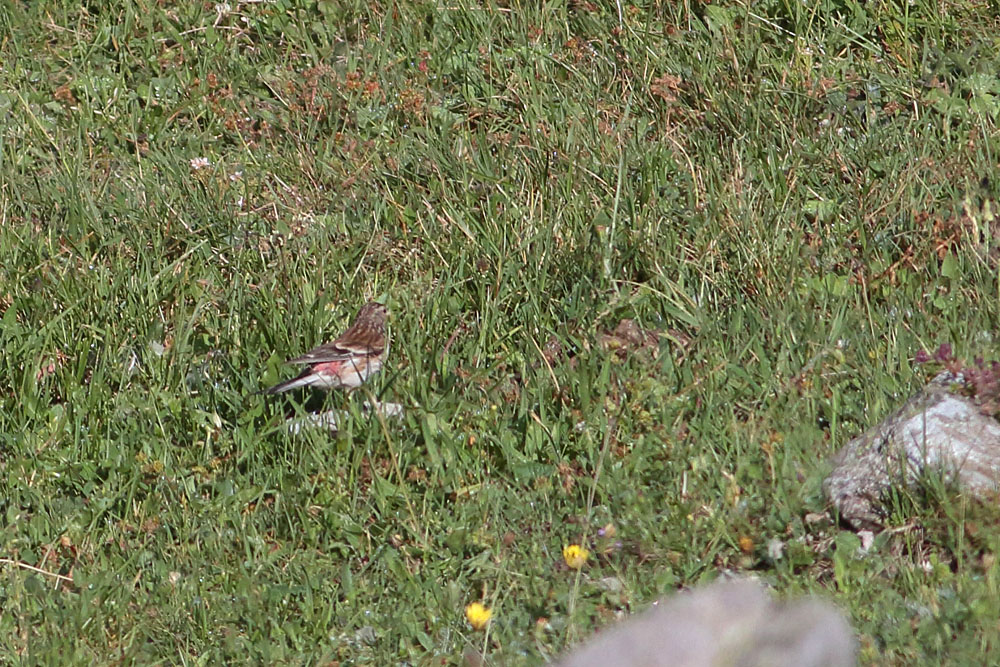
[287,337,382,364]
[333,329,385,357]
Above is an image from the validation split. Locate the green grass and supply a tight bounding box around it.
[2,0,1000,663]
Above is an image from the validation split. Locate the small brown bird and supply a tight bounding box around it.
[263,301,389,395]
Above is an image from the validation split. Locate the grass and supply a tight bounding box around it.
[1,0,1000,663]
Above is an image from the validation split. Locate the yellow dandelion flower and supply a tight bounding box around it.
[465,602,492,630]
[563,544,589,569]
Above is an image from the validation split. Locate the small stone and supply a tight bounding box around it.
[355,625,376,645]
[804,512,830,526]
[595,576,624,593]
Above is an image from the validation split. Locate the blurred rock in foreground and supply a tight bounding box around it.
[824,371,1000,529]
[557,579,855,667]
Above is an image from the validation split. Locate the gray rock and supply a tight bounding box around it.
[824,372,1000,528]
[557,579,855,667]
[284,400,404,434]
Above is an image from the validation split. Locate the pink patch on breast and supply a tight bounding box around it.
[312,360,346,374]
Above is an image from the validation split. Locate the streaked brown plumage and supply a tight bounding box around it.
[263,301,389,395]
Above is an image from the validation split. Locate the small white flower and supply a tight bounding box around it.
[189,157,211,170]
[767,538,785,560]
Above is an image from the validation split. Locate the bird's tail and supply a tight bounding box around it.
[261,371,315,395]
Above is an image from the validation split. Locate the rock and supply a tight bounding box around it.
[284,400,404,435]
[557,579,855,667]
[824,372,1000,528]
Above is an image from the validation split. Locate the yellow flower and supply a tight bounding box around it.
[465,602,492,630]
[563,544,589,569]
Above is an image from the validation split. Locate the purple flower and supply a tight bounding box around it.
[935,343,953,362]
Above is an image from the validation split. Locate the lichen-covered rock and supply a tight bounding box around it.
[824,372,1000,528]
[557,579,855,667]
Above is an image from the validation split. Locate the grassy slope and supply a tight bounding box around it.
[1,0,1000,663]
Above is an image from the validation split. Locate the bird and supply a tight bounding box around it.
[262,301,389,395]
